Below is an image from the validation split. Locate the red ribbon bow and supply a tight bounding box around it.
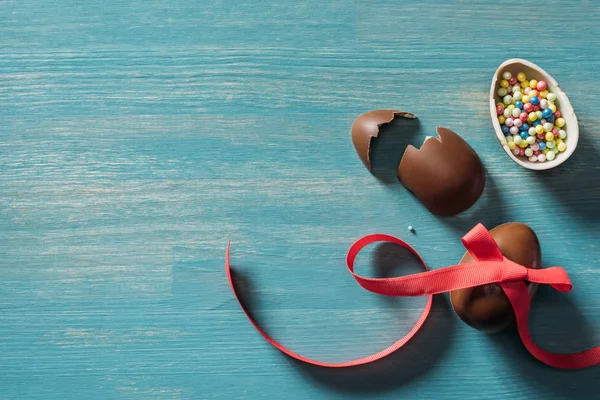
[226,223,599,369]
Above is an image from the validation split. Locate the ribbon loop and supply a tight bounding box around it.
[462,223,504,261]
[226,224,598,370]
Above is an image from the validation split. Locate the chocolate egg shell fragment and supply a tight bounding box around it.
[351,110,417,170]
[397,127,485,216]
[450,222,542,333]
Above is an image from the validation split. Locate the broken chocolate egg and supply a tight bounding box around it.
[450,222,541,333]
[397,127,486,216]
[351,110,417,170]
[351,111,485,216]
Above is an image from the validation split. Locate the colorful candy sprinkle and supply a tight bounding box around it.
[497,71,566,163]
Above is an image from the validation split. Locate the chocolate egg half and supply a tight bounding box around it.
[397,127,486,216]
[450,222,541,333]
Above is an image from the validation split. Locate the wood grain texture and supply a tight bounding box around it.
[1,1,599,399]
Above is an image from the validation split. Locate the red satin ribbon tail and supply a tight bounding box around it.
[225,241,432,367]
[502,281,600,369]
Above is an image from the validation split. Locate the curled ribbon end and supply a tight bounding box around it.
[553,283,573,293]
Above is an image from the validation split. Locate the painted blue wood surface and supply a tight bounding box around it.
[1,1,599,399]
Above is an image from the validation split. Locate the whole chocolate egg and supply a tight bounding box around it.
[450,222,542,333]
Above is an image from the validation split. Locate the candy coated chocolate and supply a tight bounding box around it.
[351,110,417,170]
[450,222,541,333]
[397,127,485,216]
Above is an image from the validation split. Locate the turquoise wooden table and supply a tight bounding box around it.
[1,1,599,399]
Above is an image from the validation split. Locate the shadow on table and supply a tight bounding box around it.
[490,284,599,399]
[372,241,429,304]
[433,171,508,234]
[229,267,262,324]
[289,241,456,394]
[369,116,421,184]
[534,126,600,226]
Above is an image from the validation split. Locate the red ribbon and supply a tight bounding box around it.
[225,223,599,369]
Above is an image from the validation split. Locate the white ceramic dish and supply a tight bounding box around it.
[490,58,579,170]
